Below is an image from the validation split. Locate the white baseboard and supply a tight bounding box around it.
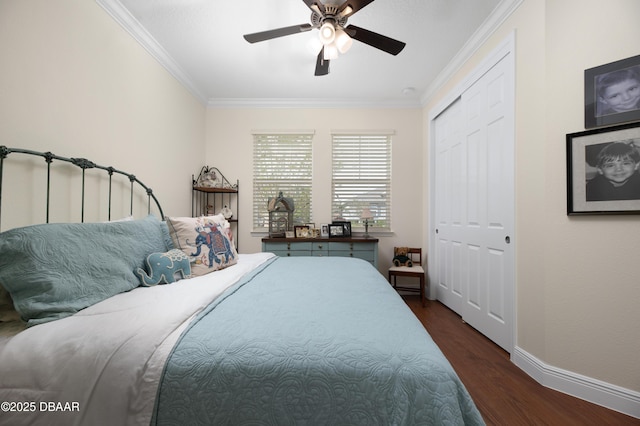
[511,346,640,419]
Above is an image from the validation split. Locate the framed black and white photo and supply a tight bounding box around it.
[328,224,344,238]
[585,54,640,128]
[331,220,352,237]
[567,121,640,215]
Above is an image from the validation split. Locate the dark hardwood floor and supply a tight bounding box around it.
[402,296,639,426]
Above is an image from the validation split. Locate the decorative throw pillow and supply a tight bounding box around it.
[106,215,134,222]
[166,215,238,277]
[201,214,236,245]
[137,249,192,286]
[0,215,172,326]
[0,287,21,323]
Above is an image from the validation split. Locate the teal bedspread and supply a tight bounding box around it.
[153,256,484,425]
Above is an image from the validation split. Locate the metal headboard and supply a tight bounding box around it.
[0,146,164,228]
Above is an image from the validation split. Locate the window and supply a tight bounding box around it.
[331,132,392,231]
[253,132,313,230]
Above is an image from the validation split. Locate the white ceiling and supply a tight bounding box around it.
[98,0,512,107]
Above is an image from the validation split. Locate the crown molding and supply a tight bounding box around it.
[207,97,422,109]
[95,0,208,105]
[420,0,524,107]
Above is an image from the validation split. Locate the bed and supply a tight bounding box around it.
[0,147,484,425]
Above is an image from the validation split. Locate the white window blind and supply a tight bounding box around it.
[253,133,313,230]
[332,133,392,231]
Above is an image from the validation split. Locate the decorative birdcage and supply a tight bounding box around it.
[268,191,295,237]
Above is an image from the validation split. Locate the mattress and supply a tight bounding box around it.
[0,254,484,426]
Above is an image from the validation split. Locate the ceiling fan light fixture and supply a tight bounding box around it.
[334,28,353,54]
[323,42,339,60]
[319,22,336,45]
[242,1,407,76]
[337,5,353,18]
[310,3,322,15]
[306,37,323,55]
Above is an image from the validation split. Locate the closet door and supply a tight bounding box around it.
[433,51,514,353]
[433,98,464,315]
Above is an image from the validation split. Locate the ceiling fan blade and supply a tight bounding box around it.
[344,24,406,55]
[243,24,313,43]
[301,0,325,14]
[338,0,375,18]
[315,48,330,76]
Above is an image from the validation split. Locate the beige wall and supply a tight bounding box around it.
[206,107,423,271]
[543,0,640,392]
[0,0,205,229]
[424,0,640,392]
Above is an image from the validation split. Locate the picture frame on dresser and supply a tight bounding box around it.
[328,224,344,238]
[331,220,351,237]
[294,225,310,238]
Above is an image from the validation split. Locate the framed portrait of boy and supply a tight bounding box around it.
[584,54,640,128]
[567,121,640,215]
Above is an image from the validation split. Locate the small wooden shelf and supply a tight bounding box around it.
[193,186,238,194]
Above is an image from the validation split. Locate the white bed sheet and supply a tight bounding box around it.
[0,252,274,426]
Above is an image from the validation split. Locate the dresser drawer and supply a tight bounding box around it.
[328,241,376,264]
[264,242,312,252]
[328,242,374,252]
[262,238,378,268]
[329,250,376,263]
[311,242,327,251]
[264,241,312,256]
[263,242,283,252]
[311,242,328,256]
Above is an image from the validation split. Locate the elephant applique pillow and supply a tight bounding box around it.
[166,215,238,277]
[137,249,192,286]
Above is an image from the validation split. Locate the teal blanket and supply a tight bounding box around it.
[153,257,484,425]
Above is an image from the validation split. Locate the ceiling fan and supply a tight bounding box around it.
[243,0,406,76]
